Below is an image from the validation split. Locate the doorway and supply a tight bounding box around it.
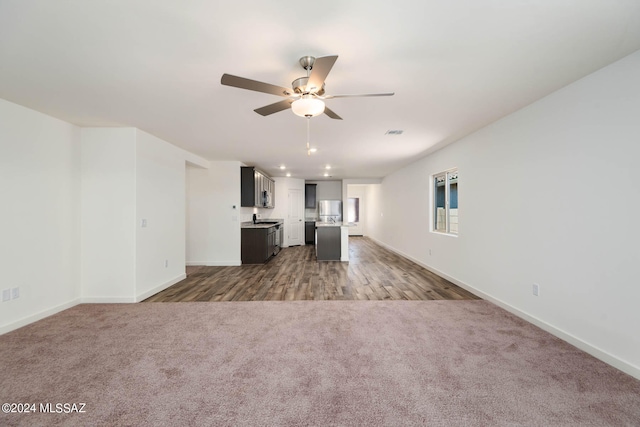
[347,185,367,236]
[287,188,304,246]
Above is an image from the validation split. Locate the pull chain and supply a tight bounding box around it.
[306,116,311,155]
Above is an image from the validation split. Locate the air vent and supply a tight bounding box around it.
[385,130,403,135]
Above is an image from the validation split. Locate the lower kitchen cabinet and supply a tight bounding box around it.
[305,221,315,245]
[241,227,277,264]
[316,226,341,261]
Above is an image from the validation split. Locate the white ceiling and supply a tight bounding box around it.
[2,1,640,179]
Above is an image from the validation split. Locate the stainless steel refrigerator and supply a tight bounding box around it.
[318,200,342,222]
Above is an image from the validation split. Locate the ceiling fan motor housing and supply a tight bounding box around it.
[292,76,325,95]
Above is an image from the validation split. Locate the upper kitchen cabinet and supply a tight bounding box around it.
[305,183,317,209]
[241,166,275,208]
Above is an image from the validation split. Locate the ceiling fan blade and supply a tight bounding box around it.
[306,55,338,93]
[323,92,395,99]
[323,106,343,120]
[254,99,294,116]
[221,74,294,97]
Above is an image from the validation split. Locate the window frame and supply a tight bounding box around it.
[432,168,458,236]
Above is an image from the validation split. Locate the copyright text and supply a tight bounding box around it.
[2,402,86,414]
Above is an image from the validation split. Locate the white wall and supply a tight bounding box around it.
[366,184,382,237]
[0,99,81,333]
[186,161,241,266]
[135,129,191,299]
[81,128,137,302]
[312,180,342,200]
[367,51,640,377]
[1,101,209,330]
[82,128,207,302]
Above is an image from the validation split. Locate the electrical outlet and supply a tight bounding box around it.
[2,289,10,302]
[141,219,148,228]
[11,287,19,299]
[532,283,540,297]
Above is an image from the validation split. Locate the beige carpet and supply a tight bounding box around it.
[1,301,639,426]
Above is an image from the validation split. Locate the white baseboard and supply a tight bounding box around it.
[81,274,188,304]
[368,236,640,380]
[135,273,186,302]
[186,261,241,266]
[207,261,241,266]
[0,298,80,335]
[80,297,137,303]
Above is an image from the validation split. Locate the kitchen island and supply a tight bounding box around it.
[315,222,349,262]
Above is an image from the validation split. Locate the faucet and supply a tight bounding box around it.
[330,217,335,224]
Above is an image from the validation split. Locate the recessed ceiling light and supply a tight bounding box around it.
[286,172,291,177]
[279,165,286,170]
[323,173,329,177]
[309,148,317,153]
[385,130,404,135]
[325,165,331,170]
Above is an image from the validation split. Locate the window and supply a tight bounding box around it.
[347,197,360,223]
[433,169,458,235]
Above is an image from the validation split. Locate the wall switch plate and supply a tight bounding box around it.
[141,219,148,228]
[532,283,540,296]
[165,260,169,268]
[2,289,10,302]
[11,287,19,299]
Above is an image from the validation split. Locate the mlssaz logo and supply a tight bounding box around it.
[40,403,87,413]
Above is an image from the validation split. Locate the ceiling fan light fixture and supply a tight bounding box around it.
[291,95,325,117]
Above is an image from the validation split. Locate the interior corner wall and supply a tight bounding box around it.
[81,128,137,302]
[0,99,81,333]
[186,160,241,266]
[134,129,189,300]
[367,51,640,377]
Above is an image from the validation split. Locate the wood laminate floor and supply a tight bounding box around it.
[143,237,480,302]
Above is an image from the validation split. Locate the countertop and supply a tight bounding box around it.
[241,219,284,229]
[316,221,349,227]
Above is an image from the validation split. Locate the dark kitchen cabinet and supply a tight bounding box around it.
[241,226,277,264]
[305,221,315,245]
[241,166,275,208]
[305,184,317,209]
[267,227,276,258]
[316,226,341,261]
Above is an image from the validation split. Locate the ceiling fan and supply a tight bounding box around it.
[221,55,394,120]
